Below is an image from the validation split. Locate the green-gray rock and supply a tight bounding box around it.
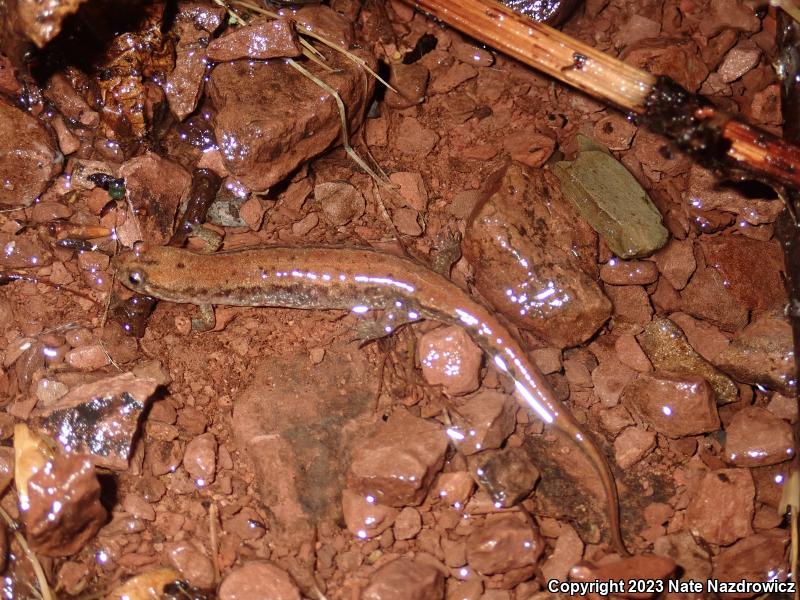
[553,142,668,258]
[638,318,739,405]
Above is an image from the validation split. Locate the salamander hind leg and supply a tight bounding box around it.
[191,304,216,332]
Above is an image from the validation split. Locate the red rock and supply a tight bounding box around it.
[593,113,637,151]
[502,130,556,168]
[434,472,474,507]
[362,557,444,600]
[452,42,494,67]
[463,163,608,348]
[341,489,397,539]
[393,506,422,540]
[653,531,711,582]
[166,541,215,589]
[604,284,653,326]
[238,197,265,231]
[750,84,782,126]
[652,238,695,290]
[469,446,540,507]
[207,17,301,61]
[570,555,676,599]
[219,561,300,600]
[700,237,785,311]
[599,259,658,285]
[718,41,761,83]
[119,153,192,245]
[65,344,110,371]
[430,61,478,94]
[686,468,754,545]
[711,529,789,595]
[294,5,353,48]
[715,309,795,395]
[622,38,708,91]
[614,426,656,468]
[531,347,562,374]
[598,405,635,436]
[30,372,158,470]
[388,171,428,211]
[684,164,783,226]
[122,494,155,521]
[680,266,749,332]
[698,0,761,37]
[592,359,636,406]
[540,524,584,583]
[392,207,423,236]
[724,406,794,468]
[44,73,98,126]
[465,513,543,575]
[348,409,447,506]
[316,181,365,226]
[448,390,516,454]
[668,312,730,363]
[632,129,691,177]
[183,432,217,485]
[614,14,661,49]
[25,453,107,557]
[614,334,652,372]
[393,117,439,156]
[644,502,674,527]
[621,372,720,438]
[208,43,374,191]
[0,101,62,207]
[385,63,429,109]
[767,393,798,423]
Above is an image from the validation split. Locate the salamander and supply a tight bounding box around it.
[115,243,626,554]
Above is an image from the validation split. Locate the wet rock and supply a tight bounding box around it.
[295,4,353,47]
[65,344,110,371]
[570,555,676,594]
[554,147,668,258]
[686,468,754,545]
[724,406,795,468]
[25,453,107,557]
[469,446,539,507]
[614,426,656,468]
[592,358,635,406]
[45,73,98,126]
[348,408,447,507]
[751,84,782,126]
[669,312,730,363]
[621,38,708,91]
[219,561,300,600]
[593,113,637,151]
[449,390,516,454]
[621,372,719,438]
[164,2,225,120]
[418,325,483,396]
[605,284,653,326]
[0,101,62,207]
[767,393,798,423]
[316,181,366,226]
[652,239,695,290]
[389,171,428,211]
[394,506,422,540]
[684,165,782,226]
[653,531,711,582]
[183,432,217,485]
[341,489,397,539]
[463,163,609,348]
[434,471,475,507]
[362,557,444,600]
[466,513,543,575]
[208,40,375,191]
[118,153,192,246]
[711,529,789,594]
[540,524,584,582]
[233,346,378,535]
[715,309,795,396]
[638,318,739,405]
[502,130,556,168]
[166,541,215,590]
[207,17,301,61]
[430,61,478,94]
[15,0,87,47]
[599,259,658,285]
[122,494,155,521]
[30,372,158,470]
[700,237,785,311]
[385,62,430,108]
[394,116,439,156]
[718,41,761,83]
[614,334,652,372]
[699,0,761,37]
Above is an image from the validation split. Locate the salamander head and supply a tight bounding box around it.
[113,244,179,299]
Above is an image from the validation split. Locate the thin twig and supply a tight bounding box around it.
[0,505,53,600]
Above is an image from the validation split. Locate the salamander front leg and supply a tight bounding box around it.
[191,304,216,332]
[354,304,422,343]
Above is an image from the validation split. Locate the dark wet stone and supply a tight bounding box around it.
[207,17,301,62]
[468,446,540,507]
[25,453,107,557]
[30,372,158,470]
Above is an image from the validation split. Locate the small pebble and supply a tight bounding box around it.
[393,506,422,540]
[449,390,516,454]
[341,489,397,539]
[362,557,444,600]
[687,468,755,546]
[613,426,656,468]
[724,406,795,467]
[599,259,658,285]
[183,433,217,486]
[434,472,474,507]
[166,541,216,590]
[65,345,110,371]
[316,181,365,226]
[466,514,543,574]
[418,325,483,395]
[219,561,300,600]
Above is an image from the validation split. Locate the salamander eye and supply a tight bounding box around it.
[128,270,145,286]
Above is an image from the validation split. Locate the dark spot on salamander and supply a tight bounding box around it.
[176,262,185,269]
